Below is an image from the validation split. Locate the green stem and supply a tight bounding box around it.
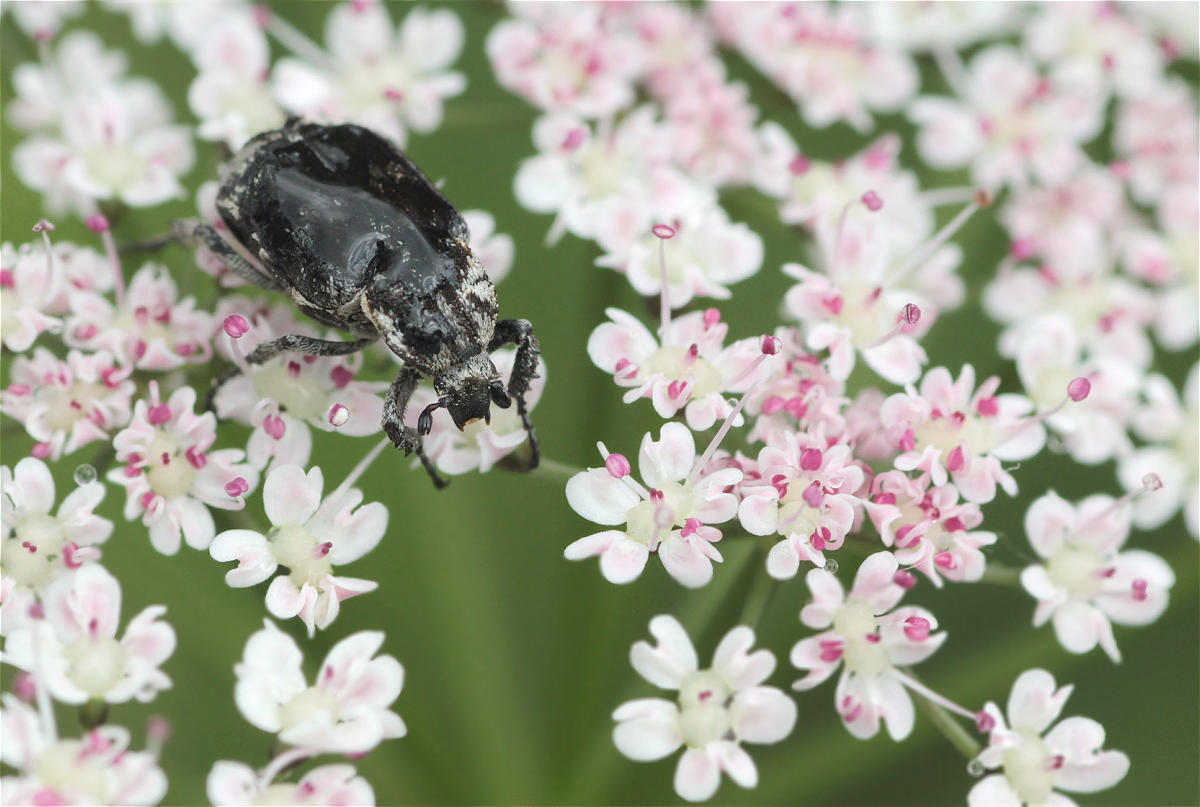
[901,668,981,760]
[517,457,585,484]
[736,548,778,629]
[979,563,1023,586]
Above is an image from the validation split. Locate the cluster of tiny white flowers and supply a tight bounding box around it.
[487,1,1193,803]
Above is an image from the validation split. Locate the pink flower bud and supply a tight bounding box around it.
[903,616,931,641]
[32,219,55,233]
[1067,377,1091,402]
[861,190,884,211]
[225,477,249,497]
[975,711,995,733]
[328,404,350,427]
[223,315,249,338]
[761,335,781,355]
[31,443,51,459]
[605,453,631,478]
[85,214,110,233]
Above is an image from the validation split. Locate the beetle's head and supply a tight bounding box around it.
[422,355,511,434]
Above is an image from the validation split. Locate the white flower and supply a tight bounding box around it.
[790,553,945,741]
[270,2,465,146]
[970,669,1130,807]
[1,457,110,634]
[234,620,406,754]
[208,760,374,806]
[0,240,62,353]
[0,695,167,806]
[210,465,386,636]
[564,423,741,588]
[2,564,175,704]
[1021,491,1174,662]
[613,615,796,802]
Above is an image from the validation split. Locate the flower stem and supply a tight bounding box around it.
[516,456,585,484]
[736,548,778,629]
[979,563,1023,586]
[900,667,981,759]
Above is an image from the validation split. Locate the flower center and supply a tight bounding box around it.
[256,783,303,806]
[269,523,334,586]
[43,383,103,432]
[677,670,733,748]
[82,144,147,193]
[833,599,891,677]
[278,685,339,733]
[917,411,995,458]
[1002,731,1055,805]
[624,481,689,546]
[32,741,112,804]
[340,57,415,114]
[641,346,722,398]
[145,432,196,500]
[1046,540,1104,597]
[252,363,330,422]
[64,636,128,698]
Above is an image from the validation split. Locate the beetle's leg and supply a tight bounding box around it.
[168,219,286,292]
[204,335,377,412]
[383,368,447,489]
[244,334,377,365]
[488,318,541,470]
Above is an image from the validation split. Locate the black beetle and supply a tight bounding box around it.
[169,120,540,487]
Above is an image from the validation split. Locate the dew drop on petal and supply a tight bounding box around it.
[967,759,986,778]
[823,558,839,573]
[73,464,97,485]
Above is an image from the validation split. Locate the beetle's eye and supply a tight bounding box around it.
[490,381,511,409]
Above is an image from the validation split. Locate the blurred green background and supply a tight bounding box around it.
[2,3,1197,805]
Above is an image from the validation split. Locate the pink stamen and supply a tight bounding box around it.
[140,491,157,510]
[943,516,965,532]
[702,308,721,329]
[903,616,932,641]
[680,517,702,538]
[562,128,585,150]
[788,154,810,175]
[22,541,37,554]
[287,361,302,378]
[1045,755,1065,771]
[934,551,954,569]
[873,492,896,505]
[799,448,823,471]
[0,269,13,288]
[864,632,881,644]
[330,365,353,388]
[1067,377,1091,402]
[893,570,917,589]
[762,395,785,415]
[85,215,110,233]
[160,451,170,466]
[314,541,333,558]
[861,190,884,211]
[124,464,142,478]
[976,396,999,416]
[14,672,37,702]
[148,403,172,425]
[946,445,966,473]
[185,446,207,469]
[841,698,863,722]
[697,689,713,702]
[263,414,286,440]
[31,443,51,459]
[223,315,249,339]
[605,453,631,478]
[225,477,249,498]
[802,481,824,508]
[1131,579,1148,602]
[62,542,83,569]
[1009,238,1036,261]
[328,404,350,427]
[902,302,921,326]
[649,489,664,502]
[652,223,676,239]
[818,640,843,662]
[975,711,995,733]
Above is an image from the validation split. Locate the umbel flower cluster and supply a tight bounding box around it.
[1,1,1196,805]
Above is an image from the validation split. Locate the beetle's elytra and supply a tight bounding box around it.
[175,119,539,487]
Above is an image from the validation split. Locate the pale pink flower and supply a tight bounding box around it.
[617,2,713,99]
[587,308,774,430]
[737,430,865,578]
[0,240,62,353]
[108,385,258,555]
[513,109,707,245]
[783,216,936,386]
[65,262,214,370]
[970,669,1130,807]
[406,347,546,475]
[1024,3,1164,101]
[742,329,849,446]
[1118,364,1198,538]
[188,15,286,150]
[0,696,167,806]
[208,760,374,807]
[863,2,1022,52]
[564,423,741,588]
[909,46,1104,189]
[711,3,918,132]
[881,365,1046,503]
[3,564,175,704]
[212,301,386,438]
[791,553,945,741]
[752,128,934,255]
[1000,165,1127,277]
[487,4,643,119]
[210,464,386,636]
[270,1,465,146]
[658,60,762,187]
[40,240,114,314]
[2,348,134,460]
[595,205,763,308]
[7,31,124,133]
[1020,491,1174,662]
[613,615,796,802]
[865,470,996,586]
[6,0,84,41]
[1121,184,1199,352]
[234,620,406,754]
[102,0,240,50]
[1,457,110,634]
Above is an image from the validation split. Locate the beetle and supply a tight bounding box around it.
[169,119,540,487]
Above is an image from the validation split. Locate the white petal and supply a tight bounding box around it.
[631,615,698,689]
[612,698,682,761]
[732,687,796,744]
[674,747,721,802]
[565,469,639,525]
